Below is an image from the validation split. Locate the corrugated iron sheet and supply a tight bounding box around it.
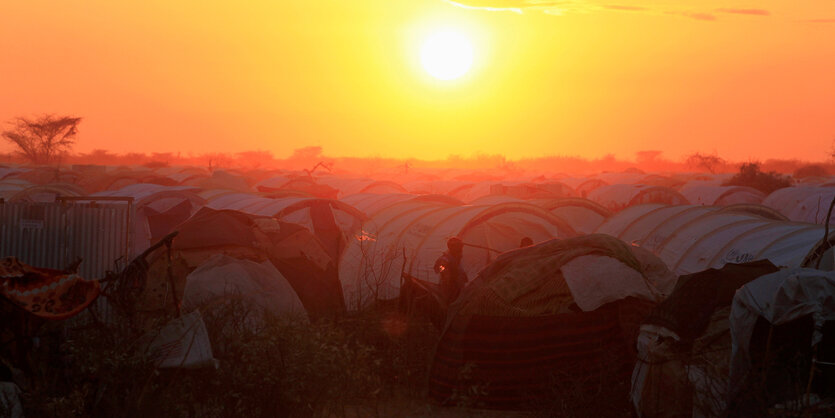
[0,200,133,279]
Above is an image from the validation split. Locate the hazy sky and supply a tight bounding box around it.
[1,1,833,161]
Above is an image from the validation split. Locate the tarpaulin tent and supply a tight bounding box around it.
[533,197,612,235]
[630,260,780,418]
[429,235,676,409]
[680,185,765,206]
[763,186,835,224]
[596,204,827,276]
[339,200,576,309]
[588,184,689,212]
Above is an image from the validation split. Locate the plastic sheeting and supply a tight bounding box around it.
[729,268,835,391]
[183,254,306,317]
[596,204,825,276]
[339,201,576,309]
[588,184,688,212]
[680,185,764,206]
[763,186,835,224]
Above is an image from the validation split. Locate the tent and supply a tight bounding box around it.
[596,204,828,276]
[588,184,688,212]
[92,183,206,256]
[533,197,612,235]
[429,235,676,409]
[679,185,765,206]
[183,254,305,318]
[339,199,577,309]
[763,186,835,224]
[630,260,780,418]
[727,268,835,414]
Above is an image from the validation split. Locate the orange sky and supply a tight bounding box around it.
[1,1,833,161]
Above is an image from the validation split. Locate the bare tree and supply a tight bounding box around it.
[1,114,82,164]
[686,152,726,174]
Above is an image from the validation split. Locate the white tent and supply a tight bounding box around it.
[596,204,826,276]
[339,199,576,309]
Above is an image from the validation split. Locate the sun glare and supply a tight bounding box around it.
[420,30,473,81]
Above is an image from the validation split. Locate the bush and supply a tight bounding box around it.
[724,163,793,194]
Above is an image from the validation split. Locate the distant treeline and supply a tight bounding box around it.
[2,146,832,178]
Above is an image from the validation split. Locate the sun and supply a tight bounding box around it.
[420,30,474,81]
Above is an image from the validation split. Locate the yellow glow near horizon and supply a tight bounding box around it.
[420,30,473,80]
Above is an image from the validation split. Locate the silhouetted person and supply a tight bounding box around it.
[520,237,533,247]
[434,237,468,304]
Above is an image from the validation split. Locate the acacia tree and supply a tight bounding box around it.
[1,114,82,164]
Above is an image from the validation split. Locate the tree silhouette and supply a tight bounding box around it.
[1,114,82,164]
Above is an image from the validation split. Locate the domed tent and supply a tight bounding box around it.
[339,200,577,309]
[317,177,408,197]
[630,260,781,418]
[255,175,338,199]
[429,235,676,409]
[727,268,835,415]
[680,185,765,206]
[340,193,461,219]
[8,183,86,202]
[533,197,612,235]
[143,207,346,321]
[763,186,835,224]
[183,254,306,318]
[588,184,688,212]
[206,194,366,263]
[596,204,826,276]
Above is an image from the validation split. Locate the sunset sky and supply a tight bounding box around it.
[1,1,833,161]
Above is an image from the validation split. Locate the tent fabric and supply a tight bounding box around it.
[630,261,779,418]
[451,234,674,318]
[680,185,764,206]
[183,254,305,317]
[763,186,835,224]
[729,268,835,392]
[596,204,826,276]
[533,197,612,235]
[339,201,577,309]
[429,235,668,409]
[588,184,689,212]
[0,257,100,320]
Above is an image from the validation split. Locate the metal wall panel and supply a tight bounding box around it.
[0,200,133,279]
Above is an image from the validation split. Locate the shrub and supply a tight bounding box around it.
[724,162,793,194]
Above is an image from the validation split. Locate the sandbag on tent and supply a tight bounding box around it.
[429,234,676,409]
[183,254,305,318]
[630,260,779,418]
[727,268,835,414]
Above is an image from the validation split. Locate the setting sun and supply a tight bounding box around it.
[420,29,473,80]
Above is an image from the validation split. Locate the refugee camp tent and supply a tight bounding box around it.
[340,193,462,219]
[727,268,835,414]
[152,207,346,320]
[596,204,827,276]
[680,185,765,206]
[255,175,338,198]
[630,260,781,418]
[339,200,577,309]
[0,179,32,201]
[317,177,408,197]
[8,183,86,202]
[92,183,206,256]
[533,197,612,235]
[589,185,689,212]
[183,254,305,318]
[429,235,676,409]
[207,194,366,262]
[763,186,835,224]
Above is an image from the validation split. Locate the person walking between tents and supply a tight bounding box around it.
[434,237,468,304]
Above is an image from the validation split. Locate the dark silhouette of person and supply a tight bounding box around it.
[520,237,533,247]
[434,237,468,304]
